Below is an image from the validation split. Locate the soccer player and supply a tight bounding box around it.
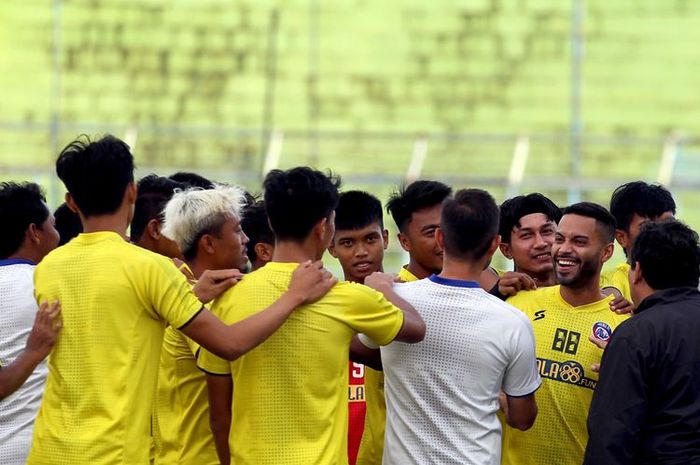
[0,182,62,465]
[603,181,676,301]
[241,199,275,271]
[375,188,540,465]
[150,185,250,465]
[584,220,700,465]
[501,202,629,465]
[499,193,562,287]
[386,180,452,282]
[27,135,335,465]
[199,167,426,465]
[130,174,186,259]
[328,190,390,465]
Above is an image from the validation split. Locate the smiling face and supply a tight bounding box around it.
[502,213,556,277]
[553,214,610,288]
[329,222,388,283]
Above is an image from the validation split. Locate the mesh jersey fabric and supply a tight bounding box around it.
[197,261,404,465]
[600,262,632,302]
[381,275,541,465]
[502,285,629,465]
[27,232,203,465]
[153,326,217,465]
[355,264,422,465]
[0,262,47,465]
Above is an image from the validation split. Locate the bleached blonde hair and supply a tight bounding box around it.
[162,184,248,259]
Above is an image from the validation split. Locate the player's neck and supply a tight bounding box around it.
[439,256,483,283]
[272,240,324,263]
[559,278,606,307]
[188,258,212,280]
[82,213,129,237]
[6,245,41,265]
[518,267,557,287]
[406,260,436,280]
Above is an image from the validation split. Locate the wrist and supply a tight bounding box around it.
[282,289,306,308]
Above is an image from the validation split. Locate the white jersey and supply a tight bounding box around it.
[381,275,541,465]
[0,260,47,465]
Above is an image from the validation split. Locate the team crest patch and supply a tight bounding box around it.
[592,322,612,341]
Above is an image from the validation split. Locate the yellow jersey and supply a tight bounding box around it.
[153,327,217,465]
[28,232,203,465]
[198,261,404,465]
[502,285,628,465]
[600,262,632,302]
[356,264,419,465]
[397,266,419,283]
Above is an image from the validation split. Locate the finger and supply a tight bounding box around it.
[588,334,607,350]
[207,269,244,280]
[590,363,600,373]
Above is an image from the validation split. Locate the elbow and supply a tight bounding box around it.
[220,344,244,362]
[398,318,427,344]
[508,408,538,431]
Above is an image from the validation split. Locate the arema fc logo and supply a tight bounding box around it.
[592,322,612,342]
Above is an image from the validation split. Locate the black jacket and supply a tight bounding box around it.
[583,287,700,465]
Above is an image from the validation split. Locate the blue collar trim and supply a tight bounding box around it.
[429,274,480,288]
[0,258,36,267]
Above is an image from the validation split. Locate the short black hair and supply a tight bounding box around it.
[241,200,274,261]
[499,193,562,244]
[561,202,616,244]
[263,167,341,241]
[610,181,676,232]
[0,182,50,258]
[335,191,384,231]
[441,189,499,261]
[56,134,134,217]
[169,171,215,190]
[630,220,700,289]
[386,180,452,232]
[54,203,82,246]
[130,175,186,242]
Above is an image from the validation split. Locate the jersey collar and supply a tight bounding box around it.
[0,258,36,267]
[429,274,480,288]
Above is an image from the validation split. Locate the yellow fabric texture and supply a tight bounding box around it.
[397,266,419,283]
[28,232,202,465]
[153,327,217,465]
[502,285,628,465]
[198,261,404,465]
[356,264,419,465]
[600,262,632,302]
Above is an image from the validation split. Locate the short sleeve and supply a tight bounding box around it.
[502,315,541,397]
[197,346,231,376]
[337,283,404,346]
[146,256,203,329]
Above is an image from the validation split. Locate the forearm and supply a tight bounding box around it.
[0,351,44,400]
[350,336,382,370]
[207,376,233,465]
[378,286,425,343]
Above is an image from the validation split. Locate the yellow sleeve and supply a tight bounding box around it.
[145,256,203,329]
[336,283,404,346]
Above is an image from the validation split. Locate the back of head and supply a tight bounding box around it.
[241,200,274,261]
[0,182,49,259]
[54,203,82,246]
[56,135,134,217]
[335,190,383,231]
[169,171,215,190]
[631,220,700,290]
[162,185,248,260]
[499,193,562,243]
[610,181,676,232]
[386,180,452,232]
[130,175,186,242]
[263,167,341,241]
[561,202,616,244]
[441,189,499,261]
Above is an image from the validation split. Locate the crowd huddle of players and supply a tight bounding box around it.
[1,134,699,465]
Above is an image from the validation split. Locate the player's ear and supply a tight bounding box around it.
[125,181,137,205]
[615,229,629,251]
[313,217,328,241]
[488,234,501,256]
[435,228,445,250]
[630,261,644,286]
[397,231,411,252]
[200,234,216,255]
[328,241,338,258]
[255,242,274,263]
[146,219,161,240]
[601,242,615,263]
[27,222,41,245]
[499,241,513,259]
[382,229,389,250]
